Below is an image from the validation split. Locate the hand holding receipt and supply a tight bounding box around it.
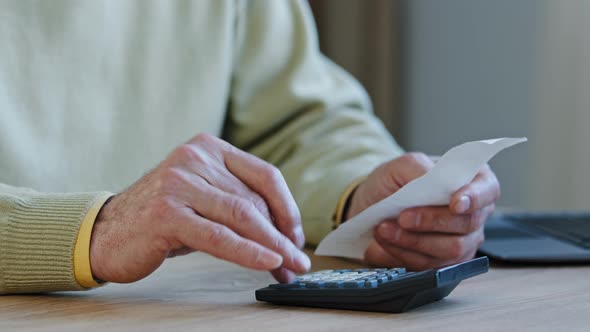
[315,137,528,259]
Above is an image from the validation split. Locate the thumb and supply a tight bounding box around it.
[383,152,435,187]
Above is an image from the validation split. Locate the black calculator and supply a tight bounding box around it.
[256,257,488,313]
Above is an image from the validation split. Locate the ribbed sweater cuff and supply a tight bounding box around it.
[0,192,109,294]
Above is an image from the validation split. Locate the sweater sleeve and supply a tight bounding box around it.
[0,183,110,294]
[224,0,404,246]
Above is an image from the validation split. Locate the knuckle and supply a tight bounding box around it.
[421,211,442,232]
[393,153,432,178]
[187,135,228,161]
[252,247,267,267]
[174,143,195,159]
[271,235,285,251]
[159,167,190,191]
[405,212,420,230]
[192,132,216,145]
[433,214,446,231]
[229,198,256,223]
[232,237,249,254]
[162,166,186,182]
[493,180,501,199]
[402,152,430,166]
[206,224,227,247]
[449,237,466,259]
[486,178,501,200]
[262,164,283,185]
[397,153,415,166]
[251,196,271,219]
[174,144,208,164]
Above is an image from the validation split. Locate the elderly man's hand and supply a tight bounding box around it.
[346,153,499,270]
[89,133,310,284]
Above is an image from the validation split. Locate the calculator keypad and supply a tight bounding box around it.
[269,268,407,289]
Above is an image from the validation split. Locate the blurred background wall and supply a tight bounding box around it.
[311,0,590,211]
[310,0,402,136]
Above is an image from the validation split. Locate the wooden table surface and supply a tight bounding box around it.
[1,250,589,332]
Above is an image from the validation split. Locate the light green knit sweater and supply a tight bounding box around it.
[0,0,403,294]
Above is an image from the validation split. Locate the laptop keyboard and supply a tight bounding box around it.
[509,213,590,249]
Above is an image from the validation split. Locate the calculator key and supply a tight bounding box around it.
[325,282,343,288]
[339,275,358,280]
[304,282,326,288]
[364,279,379,288]
[386,272,401,280]
[269,283,304,289]
[389,268,406,274]
[376,275,390,284]
[342,280,365,288]
[295,277,312,282]
[356,272,377,278]
[288,267,411,290]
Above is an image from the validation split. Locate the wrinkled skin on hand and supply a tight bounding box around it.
[90,133,310,284]
[347,152,499,270]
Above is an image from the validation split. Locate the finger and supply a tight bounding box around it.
[451,165,500,214]
[198,162,273,220]
[367,239,445,271]
[222,145,304,248]
[375,221,484,261]
[364,241,404,267]
[168,140,272,221]
[182,176,310,273]
[156,166,310,273]
[176,213,284,271]
[398,205,494,235]
[173,136,303,248]
[384,152,435,186]
[271,267,296,284]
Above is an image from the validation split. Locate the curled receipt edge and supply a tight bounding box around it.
[315,137,528,259]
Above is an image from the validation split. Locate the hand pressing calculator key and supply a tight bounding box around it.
[256,257,488,313]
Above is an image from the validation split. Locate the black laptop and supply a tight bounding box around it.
[479,211,590,263]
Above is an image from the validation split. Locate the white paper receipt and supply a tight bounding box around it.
[315,137,527,259]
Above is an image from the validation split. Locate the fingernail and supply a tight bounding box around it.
[455,195,471,213]
[262,251,283,269]
[378,223,401,241]
[399,212,420,229]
